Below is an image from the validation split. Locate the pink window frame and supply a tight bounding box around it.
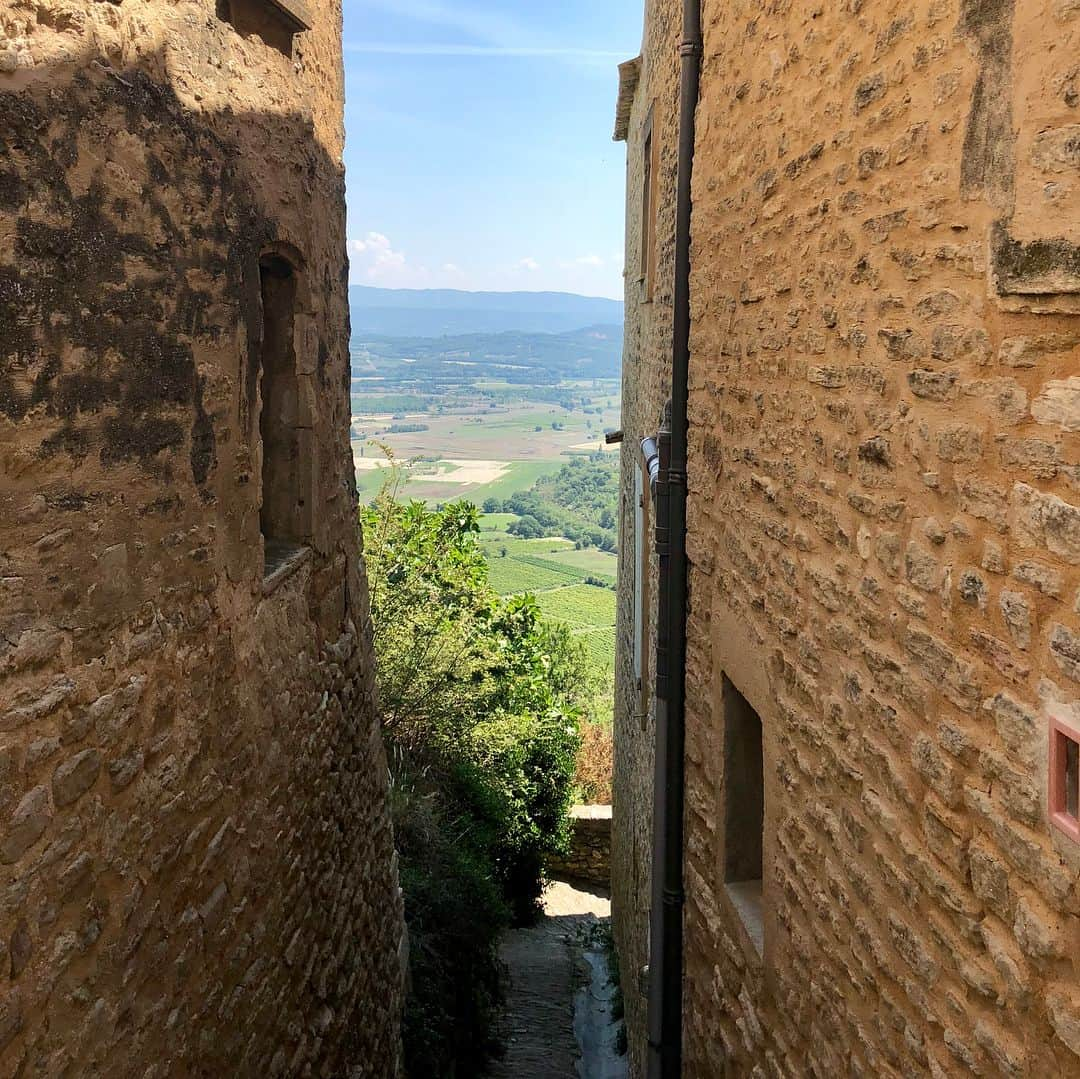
[1049,713,1080,844]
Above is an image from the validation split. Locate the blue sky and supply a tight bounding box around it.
[342,1,643,300]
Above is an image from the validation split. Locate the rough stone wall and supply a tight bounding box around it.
[617,0,1080,1075]
[612,3,681,1072]
[0,2,404,1075]
[549,805,613,888]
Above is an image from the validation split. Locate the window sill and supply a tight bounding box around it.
[264,0,311,32]
[724,879,764,959]
[262,540,312,596]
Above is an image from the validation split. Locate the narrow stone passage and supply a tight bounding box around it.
[490,880,627,1079]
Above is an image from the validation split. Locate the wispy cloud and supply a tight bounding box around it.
[357,0,541,49]
[344,43,623,59]
[349,0,620,61]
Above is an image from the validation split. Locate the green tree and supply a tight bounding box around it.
[361,466,585,1074]
[508,514,544,539]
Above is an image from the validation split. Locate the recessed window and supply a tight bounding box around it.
[723,675,764,955]
[1050,715,1080,844]
[258,254,307,579]
[217,0,310,57]
[640,108,658,302]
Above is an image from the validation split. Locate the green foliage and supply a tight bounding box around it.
[491,456,619,552]
[507,513,544,539]
[362,465,585,1076]
[350,326,623,391]
[391,769,504,1074]
[386,422,431,433]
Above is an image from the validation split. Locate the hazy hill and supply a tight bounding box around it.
[350,286,624,337]
[352,324,623,385]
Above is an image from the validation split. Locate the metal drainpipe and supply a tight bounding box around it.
[646,0,701,1075]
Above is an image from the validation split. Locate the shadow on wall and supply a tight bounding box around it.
[0,49,399,1076]
[0,49,355,603]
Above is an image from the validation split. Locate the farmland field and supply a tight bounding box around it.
[479,513,520,532]
[534,546,619,580]
[352,374,620,507]
[350,312,622,721]
[486,556,582,595]
[477,516,618,683]
[533,583,617,631]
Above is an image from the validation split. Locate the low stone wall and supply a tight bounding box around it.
[550,806,612,887]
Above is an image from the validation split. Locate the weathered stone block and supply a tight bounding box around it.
[1047,985,1080,1058]
[1013,893,1066,960]
[905,543,940,592]
[999,334,1080,368]
[1049,624,1080,682]
[51,750,101,808]
[2,679,75,732]
[1032,377,1080,432]
[1011,485,1080,563]
[1013,560,1063,597]
[1,787,51,865]
[999,592,1032,650]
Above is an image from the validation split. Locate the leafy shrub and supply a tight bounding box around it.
[391,769,504,1075]
[362,466,584,1074]
[507,514,544,539]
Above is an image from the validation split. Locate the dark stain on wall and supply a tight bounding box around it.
[958,0,1015,209]
[0,70,274,489]
[191,375,217,487]
[991,221,1080,294]
[239,233,266,436]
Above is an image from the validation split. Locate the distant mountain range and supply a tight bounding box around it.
[350,286,624,337]
[352,325,624,385]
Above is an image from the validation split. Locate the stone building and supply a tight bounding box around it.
[614,1,1080,1076]
[1,0,403,1074]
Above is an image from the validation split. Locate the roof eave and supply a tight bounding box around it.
[613,56,642,142]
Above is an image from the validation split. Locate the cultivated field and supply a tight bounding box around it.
[351,370,621,695]
[351,386,621,506]
[477,521,618,683]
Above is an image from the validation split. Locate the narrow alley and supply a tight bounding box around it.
[491,880,627,1079]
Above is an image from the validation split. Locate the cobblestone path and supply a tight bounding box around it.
[489,880,619,1079]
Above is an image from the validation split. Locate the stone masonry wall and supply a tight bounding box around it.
[612,1,681,1073]
[618,0,1080,1076]
[549,805,613,888]
[0,2,404,1074]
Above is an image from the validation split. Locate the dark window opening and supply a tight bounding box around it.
[640,110,657,301]
[1067,739,1079,820]
[723,675,764,954]
[217,0,310,58]
[258,255,306,578]
[1051,717,1080,844]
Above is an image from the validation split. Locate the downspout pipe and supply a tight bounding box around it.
[641,436,661,492]
[646,0,701,1076]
